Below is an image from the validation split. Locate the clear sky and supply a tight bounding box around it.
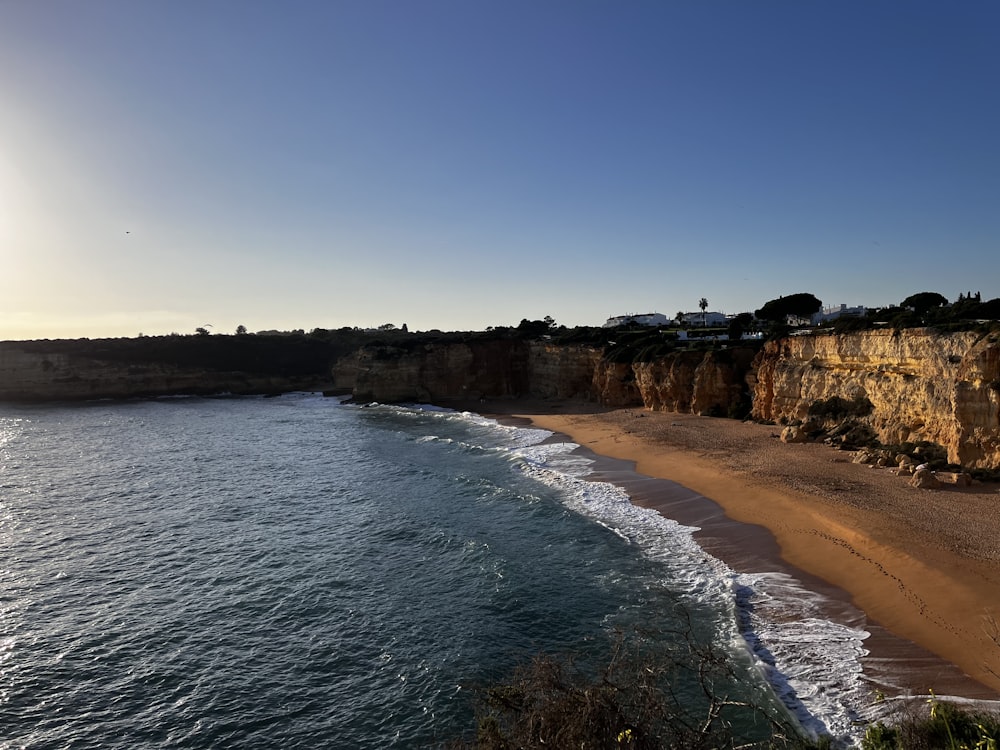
[1,1,997,339]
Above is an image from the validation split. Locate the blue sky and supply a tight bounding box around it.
[2,1,997,339]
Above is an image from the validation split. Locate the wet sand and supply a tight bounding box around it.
[469,399,1000,699]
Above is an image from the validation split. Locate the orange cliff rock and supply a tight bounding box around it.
[751,329,1000,470]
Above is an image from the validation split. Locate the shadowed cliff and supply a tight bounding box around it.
[0,331,369,401]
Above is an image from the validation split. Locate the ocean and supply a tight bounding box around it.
[0,393,879,748]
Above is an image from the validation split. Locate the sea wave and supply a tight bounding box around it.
[408,405,875,747]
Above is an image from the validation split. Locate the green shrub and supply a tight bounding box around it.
[453,628,823,750]
[832,316,872,333]
[862,694,1000,750]
[861,721,899,749]
[604,343,643,364]
[634,342,676,362]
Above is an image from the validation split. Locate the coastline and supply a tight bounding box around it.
[469,399,1000,700]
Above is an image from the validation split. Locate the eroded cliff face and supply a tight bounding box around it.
[349,340,756,414]
[527,343,603,400]
[0,344,330,401]
[8,329,999,470]
[347,340,602,403]
[592,349,756,414]
[348,340,524,402]
[592,361,642,407]
[635,348,756,415]
[752,329,1000,469]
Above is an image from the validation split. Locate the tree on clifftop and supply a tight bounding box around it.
[727,312,753,341]
[900,291,948,314]
[517,317,556,338]
[754,293,822,322]
[698,297,708,327]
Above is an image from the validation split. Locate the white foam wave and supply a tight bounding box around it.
[531,450,871,743]
[387,405,875,745]
[368,403,555,450]
[449,413,871,746]
[733,571,871,742]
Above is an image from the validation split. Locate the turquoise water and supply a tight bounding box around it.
[0,394,870,747]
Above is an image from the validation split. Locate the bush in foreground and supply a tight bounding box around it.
[449,627,826,750]
[862,693,1000,750]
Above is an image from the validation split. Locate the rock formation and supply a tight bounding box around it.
[751,329,1000,469]
[910,468,943,489]
[631,348,756,416]
[592,360,643,407]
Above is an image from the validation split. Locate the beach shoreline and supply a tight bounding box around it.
[460,398,1000,700]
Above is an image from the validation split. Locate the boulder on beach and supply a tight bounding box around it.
[939,471,974,487]
[852,449,875,464]
[909,468,942,490]
[780,425,809,444]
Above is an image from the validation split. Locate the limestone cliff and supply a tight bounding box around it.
[349,339,756,417]
[347,340,600,403]
[6,328,1000,470]
[751,329,1000,469]
[344,331,1000,469]
[527,343,603,400]
[591,349,756,415]
[592,361,642,407]
[633,348,756,415]
[349,340,526,402]
[0,341,334,401]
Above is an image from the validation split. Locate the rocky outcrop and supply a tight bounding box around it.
[910,468,943,489]
[632,351,703,412]
[780,425,810,443]
[752,329,1000,469]
[592,349,758,414]
[348,340,758,415]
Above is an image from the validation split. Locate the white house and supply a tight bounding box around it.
[603,312,671,328]
[679,311,728,327]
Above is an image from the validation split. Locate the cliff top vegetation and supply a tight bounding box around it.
[4,289,998,371]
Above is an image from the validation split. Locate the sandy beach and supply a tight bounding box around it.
[470,399,1000,698]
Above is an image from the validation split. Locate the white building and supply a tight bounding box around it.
[679,311,728,327]
[603,312,671,328]
[811,304,867,325]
